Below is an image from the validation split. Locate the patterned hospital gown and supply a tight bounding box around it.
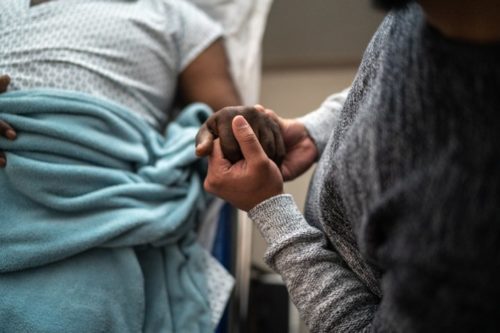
[0,0,233,327]
[0,0,223,130]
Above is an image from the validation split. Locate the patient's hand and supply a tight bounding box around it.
[0,75,10,93]
[0,74,17,168]
[196,105,285,165]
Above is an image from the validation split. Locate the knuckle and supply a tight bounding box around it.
[241,107,258,119]
[242,106,257,113]
[254,157,270,170]
[218,106,232,114]
[204,172,226,193]
[220,106,242,117]
[204,178,215,192]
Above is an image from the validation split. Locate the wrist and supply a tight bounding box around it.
[248,194,308,246]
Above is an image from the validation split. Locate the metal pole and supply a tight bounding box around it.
[228,210,253,333]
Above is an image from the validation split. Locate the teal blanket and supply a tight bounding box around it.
[0,90,214,332]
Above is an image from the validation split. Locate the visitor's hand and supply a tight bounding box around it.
[195,105,285,165]
[204,115,284,212]
[0,74,16,168]
[259,107,318,181]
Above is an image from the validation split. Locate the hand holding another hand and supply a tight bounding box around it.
[259,107,318,181]
[195,105,285,165]
[204,116,284,212]
[196,104,319,182]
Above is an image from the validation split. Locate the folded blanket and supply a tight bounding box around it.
[0,89,214,333]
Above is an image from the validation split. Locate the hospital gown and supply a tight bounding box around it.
[0,0,233,328]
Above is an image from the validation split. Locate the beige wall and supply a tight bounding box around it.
[263,0,383,68]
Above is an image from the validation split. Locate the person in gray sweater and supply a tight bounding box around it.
[202,0,500,331]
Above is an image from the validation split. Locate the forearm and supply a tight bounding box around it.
[249,194,379,332]
[178,38,241,110]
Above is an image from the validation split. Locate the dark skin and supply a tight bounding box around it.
[179,40,284,165]
[0,75,16,167]
[2,0,285,166]
[196,105,285,165]
[0,36,284,167]
[30,0,53,6]
[178,38,241,110]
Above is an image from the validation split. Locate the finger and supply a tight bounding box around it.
[209,138,225,161]
[0,75,10,93]
[232,115,267,163]
[254,104,266,113]
[247,110,283,165]
[0,120,16,140]
[195,124,214,157]
[258,128,276,163]
[263,108,285,130]
[206,139,231,176]
[218,118,242,163]
[263,108,276,119]
[205,139,224,193]
[0,151,6,168]
[272,122,286,166]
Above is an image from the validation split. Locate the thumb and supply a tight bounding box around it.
[195,123,214,157]
[207,139,231,172]
[232,115,266,163]
[209,138,225,162]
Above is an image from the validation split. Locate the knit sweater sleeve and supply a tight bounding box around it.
[298,88,349,155]
[250,165,500,333]
[248,194,379,332]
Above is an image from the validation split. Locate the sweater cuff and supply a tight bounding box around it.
[248,194,309,246]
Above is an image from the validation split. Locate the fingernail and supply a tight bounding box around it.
[233,116,248,129]
[6,130,16,140]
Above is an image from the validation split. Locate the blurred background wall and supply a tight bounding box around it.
[247,0,383,332]
[263,0,383,68]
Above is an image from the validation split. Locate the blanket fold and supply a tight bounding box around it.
[0,89,214,333]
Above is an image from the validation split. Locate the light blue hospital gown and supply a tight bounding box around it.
[0,0,222,130]
[0,0,233,327]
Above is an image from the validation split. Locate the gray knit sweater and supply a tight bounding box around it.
[249,4,500,332]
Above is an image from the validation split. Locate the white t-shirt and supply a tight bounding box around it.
[0,0,223,129]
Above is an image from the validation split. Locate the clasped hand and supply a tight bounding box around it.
[196,105,286,165]
[196,105,319,211]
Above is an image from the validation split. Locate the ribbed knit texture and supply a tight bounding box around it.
[250,4,500,332]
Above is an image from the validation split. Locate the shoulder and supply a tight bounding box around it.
[151,0,214,20]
